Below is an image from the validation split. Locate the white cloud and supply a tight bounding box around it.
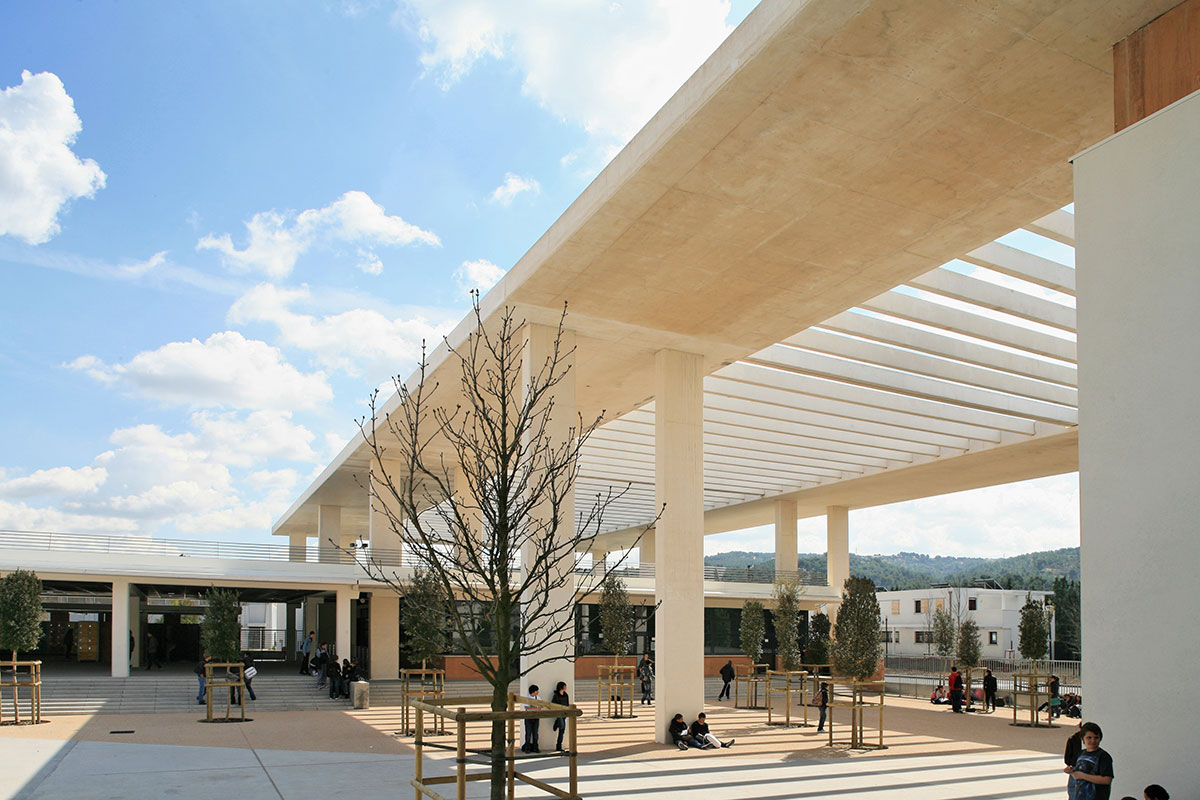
[705,474,1080,560]
[245,468,301,491]
[191,409,319,467]
[356,248,384,275]
[0,466,108,499]
[0,70,106,244]
[454,258,505,296]
[490,172,540,206]
[227,282,455,379]
[67,331,333,410]
[0,500,139,534]
[401,1,734,143]
[197,190,439,278]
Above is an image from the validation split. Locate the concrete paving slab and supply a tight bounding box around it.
[40,739,263,776]
[23,762,280,800]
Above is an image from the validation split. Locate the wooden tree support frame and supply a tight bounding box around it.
[411,693,582,800]
[0,660,42,725]
[203,662,246,722]
[1010,666,1055,728]
[597,664,636,719]
[734,663,769,709]
[825,679,886,750]
[765,669,809,727]
[401,667,446,735]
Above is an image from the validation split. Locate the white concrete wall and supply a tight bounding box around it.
[1075,89,1200,800]
[878,588,1049,658]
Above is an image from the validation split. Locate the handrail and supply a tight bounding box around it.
[0,529,828,587]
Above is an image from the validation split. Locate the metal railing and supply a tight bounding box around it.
[0,529,403,567]
[0,529,828,588]
[240,628,288,651]
[884,655,1081,691]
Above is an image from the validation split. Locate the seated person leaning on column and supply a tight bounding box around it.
[668,713,705,750]
[689,713,735,749]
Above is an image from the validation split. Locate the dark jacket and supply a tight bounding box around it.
[668,718,690,741]
[689,719,710,738]
[720,662,735,682]
[983,674,997,692]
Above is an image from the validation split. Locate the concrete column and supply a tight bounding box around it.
[111,579,130,678]
[450,463,484,567]
[519,322,577,745]
[639,529,655,567]
[774,499,798,576]
[826,506,849,626]
[318,504,342,563]
[289,532,307,562]
[1074,89,1200,796]
[285,602,299,661]
[368,475,402,563]
[303,598,319,649]
[369,591,401,680]
[336,587,356,661]
[128,589,141,670]
[653,348,705,742]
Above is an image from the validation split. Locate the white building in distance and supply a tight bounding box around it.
[876,583,1051,659]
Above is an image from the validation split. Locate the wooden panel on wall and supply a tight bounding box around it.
[1114,0,1200,131]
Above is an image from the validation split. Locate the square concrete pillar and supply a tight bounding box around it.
[774,499,798,576]
[1074,88,1200,796]
[826,506,849,625]
[369,591,400,681]
[288,532,307,562]
[368,475,403,564]
[110,579,130,678]
[519,322,577,745]
[639,529,655,567]
[653,349,705,742]
[336,587,357,661]
[128,589,141,670]
[318,504,342,563]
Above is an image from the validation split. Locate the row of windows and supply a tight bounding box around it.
[911,630,1000,645]
[891,597,978,614]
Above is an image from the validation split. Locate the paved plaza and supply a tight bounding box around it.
[2,696,1075,799]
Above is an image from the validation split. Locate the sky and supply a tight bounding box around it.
[0,1,1079,559]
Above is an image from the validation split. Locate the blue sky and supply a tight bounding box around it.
[0,1,1078,558]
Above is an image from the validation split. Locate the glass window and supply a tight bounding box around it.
[968,597,977,611]
[988,631,998,645]
[914,599,922,613]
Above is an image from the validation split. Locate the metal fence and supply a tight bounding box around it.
[240,628,288,652]
[884,655,1081,692]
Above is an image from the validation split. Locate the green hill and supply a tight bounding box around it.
[705,547,1079,590]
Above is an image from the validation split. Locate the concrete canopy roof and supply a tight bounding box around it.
[273,0,1175,543]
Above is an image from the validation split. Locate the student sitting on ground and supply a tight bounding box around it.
[668,713,704,750]
[689,713,735,749]
[930,684,949,704]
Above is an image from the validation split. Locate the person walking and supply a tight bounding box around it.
[551,681,570,752]
[145,631,163,670]
[815,681,829,733]
[637,653,655,705]
[234,651,257,703]
[717,659,734,701]
[983,668,997,712]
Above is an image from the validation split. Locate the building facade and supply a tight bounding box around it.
[877,586,1052,659]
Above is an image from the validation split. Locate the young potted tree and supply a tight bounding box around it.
[0,569,44,724]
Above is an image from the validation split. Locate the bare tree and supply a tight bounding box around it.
[352,300,651,798]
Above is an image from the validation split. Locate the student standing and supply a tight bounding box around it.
[522,685,541,753]
[948,665,964,713]
[637,653,654,705]
[551,681,570,752]
[1063,721,1114,800]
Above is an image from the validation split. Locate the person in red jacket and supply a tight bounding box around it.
[948,665,964,713]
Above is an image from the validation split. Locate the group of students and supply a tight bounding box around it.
[668,712,736,750]
[520,682,571,753]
